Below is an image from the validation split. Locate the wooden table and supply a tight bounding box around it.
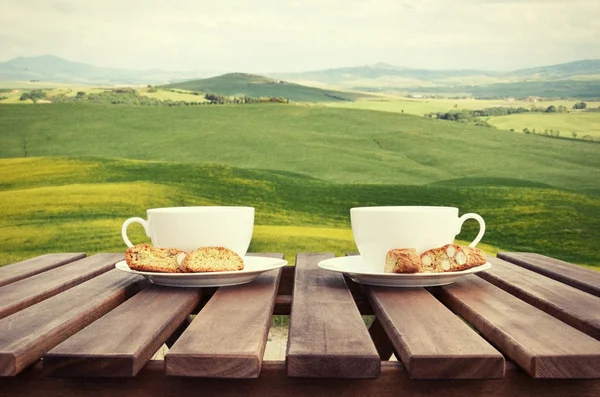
[1,251,600,397]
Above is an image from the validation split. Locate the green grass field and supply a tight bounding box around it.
[329,97,600,117]
[329,97,600,140]
[1,103,599,269]
[1,104,599,191]
[1,157,597,267]
[487,111,600,139]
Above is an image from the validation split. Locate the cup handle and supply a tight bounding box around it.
[457,213,486,247]
[121,217,149,248]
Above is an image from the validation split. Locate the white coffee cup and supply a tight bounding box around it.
[350,206,485,272]
[121,206,255,256]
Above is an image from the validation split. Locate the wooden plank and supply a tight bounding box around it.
[249,253,292,315]
[368,317,395,361]
[0,253,86,287]
[479,257,600,341]
[368,286,504,379]
[7,360,600,397]
[43,286,202,377]
[0,270,147,376]
[166,264,283,378]
[286,253,380,378]
[497,252,600,297]
[0,253,122,320]
[435,275,600,378]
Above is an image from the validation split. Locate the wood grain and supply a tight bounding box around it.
[7,360,600,397]
[43,285,202,377]
[0,270,147,376]
[435,275,600,378]
[497,252,600,297]
[478,257,600,340]
[367,285,504,379]
[0,253,123,320]
[166,265,283,378]
[286,253,380,378]
[0,253,86,287]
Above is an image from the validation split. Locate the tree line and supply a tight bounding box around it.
[427,102,589,121]
[47,89,290,107]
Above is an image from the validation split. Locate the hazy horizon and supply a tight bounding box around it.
[1,0,599,74]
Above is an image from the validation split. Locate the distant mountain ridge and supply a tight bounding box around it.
[1,54,599,87]
[1,55,599,99]
[0,54,206,85]
[512,59,600,79]
[268,59,600,88]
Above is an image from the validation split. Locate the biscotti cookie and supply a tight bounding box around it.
[385,248,421,273]
[125,243,186,273]
[461,246,487,268]
[420,244,487,273]
[181,246,244,272]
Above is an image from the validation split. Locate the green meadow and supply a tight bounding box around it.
[1,103,599,268]
[0,157,597,267]
[487,111,600,139]
[2,104,599,189]
[329,97,600,140]
[329,96,600,115]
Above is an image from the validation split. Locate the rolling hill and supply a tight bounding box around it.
[1,156,598,267]
[0,103,599,268]
[1,103,598,190]
[161,73,368,102]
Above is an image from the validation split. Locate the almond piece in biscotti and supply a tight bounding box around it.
[462,246,487,268]
[420,244,487,272]
[385,248,421,273]
[176,252,188,272]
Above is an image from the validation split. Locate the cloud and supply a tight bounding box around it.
[0,0,599,72]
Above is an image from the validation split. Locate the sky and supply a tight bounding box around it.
[1,0,599,73]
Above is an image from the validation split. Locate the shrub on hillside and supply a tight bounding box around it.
[19,90,47,102]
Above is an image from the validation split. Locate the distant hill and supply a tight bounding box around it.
[2,55,599,98]
[398,79,600,99]
[512,59,600,80]
[270,59,600,86]
[270,65,501,87]
[161,73,368,102]
[269,60,600,98]
[0,55,205,85]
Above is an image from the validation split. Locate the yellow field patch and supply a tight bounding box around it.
[140,89,209,102]
[0,157,99,185]
[0,182,175,218]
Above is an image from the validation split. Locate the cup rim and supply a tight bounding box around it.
[147,206,255,213]
[351,206,457,212]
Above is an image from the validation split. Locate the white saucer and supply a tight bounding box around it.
[318,255,491,287]
[115,256,288,287]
